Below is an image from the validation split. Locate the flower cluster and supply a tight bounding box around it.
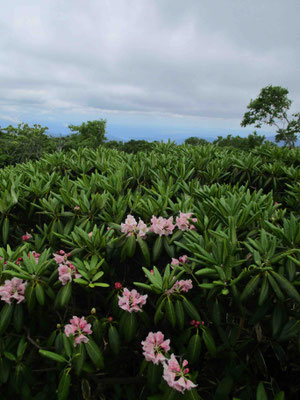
[141,331,170,364]
[149,216,175,237]
[141,331,197,393]
[64,316,92,346]
[0,278,27,304]
[176,212,197,231]
[163,354,197,393]
[53,250,81,285]
[118,288,148,313]
[171,255,188,267]
[121,215,148,239]
[166,279,193,296]
[120,212,197,240]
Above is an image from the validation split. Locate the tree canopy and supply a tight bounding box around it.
[241,85,299,148]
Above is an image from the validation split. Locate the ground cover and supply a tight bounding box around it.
[0,143,299,399]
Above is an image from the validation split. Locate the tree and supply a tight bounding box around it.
[184,137,209,146]
[68,119,107,147]
[241,85,299,148]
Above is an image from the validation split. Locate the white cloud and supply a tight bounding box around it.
[0,0,299,133]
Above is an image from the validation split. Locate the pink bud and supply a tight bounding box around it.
[114,282,122,290]
[59,250,65,255]
[184,368,189,374]
[183,360,188,367]
[107,316,113,322]
[150,269,154,274]
[190,320,195,326]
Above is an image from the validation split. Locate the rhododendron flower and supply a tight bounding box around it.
[22,232,32,241]
[163,354,197,393]
[53,252,67,264]
[141,331,170,365]
[150,216,175,236]
[121,215,137,236]
[121,215,148,239]
[136,219,148,239]
[118,288,148,313]
[64,316,92,346]
[171,255,188,268]
[58,262,81,285]
[166,279,193,295]
[176,212,197,231]
[0,278,27,304]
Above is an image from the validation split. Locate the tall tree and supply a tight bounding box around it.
[68,119,107,147]
[241,85,299,148]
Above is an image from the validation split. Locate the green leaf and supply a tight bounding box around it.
[39,350,68,363]
[153,236,163,262]
[267,274,285,301]
[60,282,72,307]
[0,303,14,335]
[165,297,176,328]
[277,319,300,342]
[2,217,9,246]
[187,333,201,364]
[108,325,120,355]
[13,304,24,333]
[258,274,269,306]
[63,335,72,358]
[58,369,71,400]
[271,270,300,302]
[35,283,45,306]
[256,381,267,400]
[274,392,285,400]
[137,235,151,267]
[154,298,166,324]
[25,283,36,313]
[272,303,286,337]
[120,312,137,343]
[175,300,185,330]
[85,338,104,369]
[241,274,261,301]
[182,297,201,322]
[147,362,162,391]
[127,234,136,258]
[202,329,216,356]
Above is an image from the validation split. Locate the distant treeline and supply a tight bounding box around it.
[0,119,277,167]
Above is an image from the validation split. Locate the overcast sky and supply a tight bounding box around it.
[0,0,299,141]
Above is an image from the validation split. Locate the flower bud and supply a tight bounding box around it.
[91,307,96,315]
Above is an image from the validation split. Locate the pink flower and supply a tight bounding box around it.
[22,232,32,241]
[58,261,81,285]
[163,354,197,393]
[176,212,197,231]
[141,331,171,365]
[179,255,188,264]
[88,232,93,238]
[150,216,175,236]
[53,252,67,264]
[121,215,148,239]
[166,279,193,295]
[137,219,148,239]
[0,278,27,304]
[121,215,137,236]
[171,255,188,268]
[64,316,92,346]
[118,288,148,313]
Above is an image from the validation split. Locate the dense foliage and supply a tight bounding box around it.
[0,143,299,399]
[241,85,300,148]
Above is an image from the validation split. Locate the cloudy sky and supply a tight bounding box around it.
[0,0,299,141]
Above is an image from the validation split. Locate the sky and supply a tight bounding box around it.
[0,0,299,142]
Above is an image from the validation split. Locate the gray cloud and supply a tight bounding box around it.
[0,0,299,128]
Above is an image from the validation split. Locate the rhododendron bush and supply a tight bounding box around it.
[0,143,299,399]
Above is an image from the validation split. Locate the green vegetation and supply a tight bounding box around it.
[241,85,300,148]
[0,142,299,399]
